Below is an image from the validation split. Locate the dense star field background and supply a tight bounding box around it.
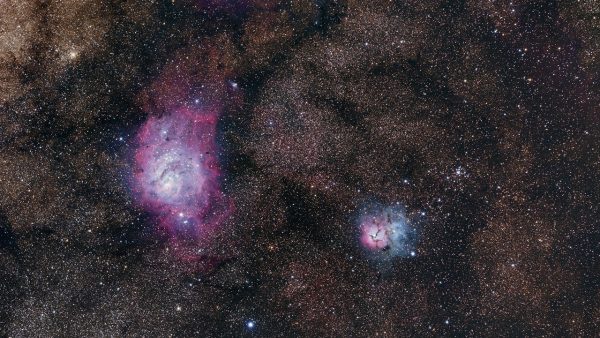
[0,0,599,336]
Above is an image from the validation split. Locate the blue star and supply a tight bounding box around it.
[246,320,256,329]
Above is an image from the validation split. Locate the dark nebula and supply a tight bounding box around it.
[0,0,599,336]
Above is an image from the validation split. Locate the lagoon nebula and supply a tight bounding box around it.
[132,106,230,241]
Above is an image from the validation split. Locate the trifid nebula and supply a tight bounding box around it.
[0,0,599,336]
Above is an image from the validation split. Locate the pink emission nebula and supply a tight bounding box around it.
[132,105,232,244]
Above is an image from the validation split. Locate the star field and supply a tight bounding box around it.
[0,0,599,336]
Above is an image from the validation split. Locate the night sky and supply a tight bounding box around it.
[1,0,599,336]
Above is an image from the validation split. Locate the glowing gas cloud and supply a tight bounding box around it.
[358,203,418,259]
[132,105,231,242]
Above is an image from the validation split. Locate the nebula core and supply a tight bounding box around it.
[132,106,230,240]
[359,204,418,259]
